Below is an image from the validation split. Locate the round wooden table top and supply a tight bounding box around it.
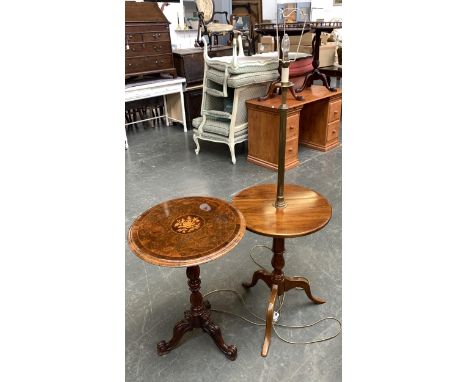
[232,184,332,238]
[128,196,246,267]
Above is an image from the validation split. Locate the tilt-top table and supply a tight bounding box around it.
[128,196,246,360]
[232,183,332,357]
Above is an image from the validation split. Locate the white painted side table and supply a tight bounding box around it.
[125,77,187,148]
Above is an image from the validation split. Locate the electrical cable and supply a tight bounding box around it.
[202,244,342,346]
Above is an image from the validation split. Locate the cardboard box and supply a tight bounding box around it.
[260,36,275,44]
[257,42,274,53]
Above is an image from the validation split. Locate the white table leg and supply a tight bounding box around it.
[163,95,169,126]
[180,90,187,132]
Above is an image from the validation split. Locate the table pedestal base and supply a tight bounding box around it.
[157,265,237,360]
[295,68,337,93]
[243,237,325,357]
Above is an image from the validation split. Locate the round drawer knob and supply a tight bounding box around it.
[155,60,158,64]
[289,126,294,129]
[334,111,338,115]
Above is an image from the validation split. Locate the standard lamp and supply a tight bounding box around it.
[275,32,293,208]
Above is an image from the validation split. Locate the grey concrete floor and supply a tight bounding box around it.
[125,120,342,382]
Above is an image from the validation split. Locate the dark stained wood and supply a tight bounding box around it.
[246,86,342,169]
[125,1,169,23]
[231,184,331,238]
[125,1,177,79]
[157,265,238,360]
[128,196,246,267]
[233,183,330,356]
[173,46,233,86]
[128,196,246,360]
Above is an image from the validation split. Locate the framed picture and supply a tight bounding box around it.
[334,0,342,5]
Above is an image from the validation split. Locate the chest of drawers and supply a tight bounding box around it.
[125,1,177,79]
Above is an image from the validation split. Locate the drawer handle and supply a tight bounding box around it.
[128,63,132,66]
[128,35,133,39]
[334,110,338,115]
[288,148,293,152]
[153,33,161,38]
[155,60,158,64]
[289,125,294,130]
[332,130,336,134]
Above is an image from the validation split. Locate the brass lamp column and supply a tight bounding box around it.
[275,33,292,209]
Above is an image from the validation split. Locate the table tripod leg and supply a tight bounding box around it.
[258,81,279,101]
[242,269,272,289]
[202,319,238,361]
[157,318,193,355]
[284,275,325,304]
[261,283,279,357]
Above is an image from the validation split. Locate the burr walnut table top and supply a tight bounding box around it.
[128,196,246,267]
[232,184,332,238]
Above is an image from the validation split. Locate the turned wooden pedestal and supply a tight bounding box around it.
[128,196,246,360]
[232,183,332,357]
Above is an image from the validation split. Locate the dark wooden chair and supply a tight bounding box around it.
[195,0,233,47]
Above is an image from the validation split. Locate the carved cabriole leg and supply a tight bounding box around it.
[284,275,325,304]
[261,284,278,357]
[202,319,238,361]
[193,134,200,155]
[157,318,193,355]
[228,142,236,164]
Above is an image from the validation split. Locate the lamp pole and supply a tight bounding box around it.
[275,34,291,209]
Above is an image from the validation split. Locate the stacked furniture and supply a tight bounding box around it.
[192,36,279,164]
[125,1,177,79]
[173,46,233,129]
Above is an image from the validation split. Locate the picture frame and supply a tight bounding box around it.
[333,0,342,5]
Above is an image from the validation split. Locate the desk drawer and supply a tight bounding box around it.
[126,24,170,33]
[286,114,299,140]
[142,31,170,43]
[326,120,340,142]
[126,33,143,43]
[285,138,298,162]
[126,41,172,57]
[328,99,342,123]
[125,54,173,74]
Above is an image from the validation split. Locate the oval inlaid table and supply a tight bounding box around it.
[128,196,246,360]
[232,183,332,357]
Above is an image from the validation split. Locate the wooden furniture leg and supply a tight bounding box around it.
[242,269,273,289]
[242,237,325,356]
[284,275,325,304]
[261,284,278,357]
[295,29,337,93]
[157,266,237,360]
[258,81,304,101]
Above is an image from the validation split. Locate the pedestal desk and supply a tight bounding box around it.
[246,85,342,170]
